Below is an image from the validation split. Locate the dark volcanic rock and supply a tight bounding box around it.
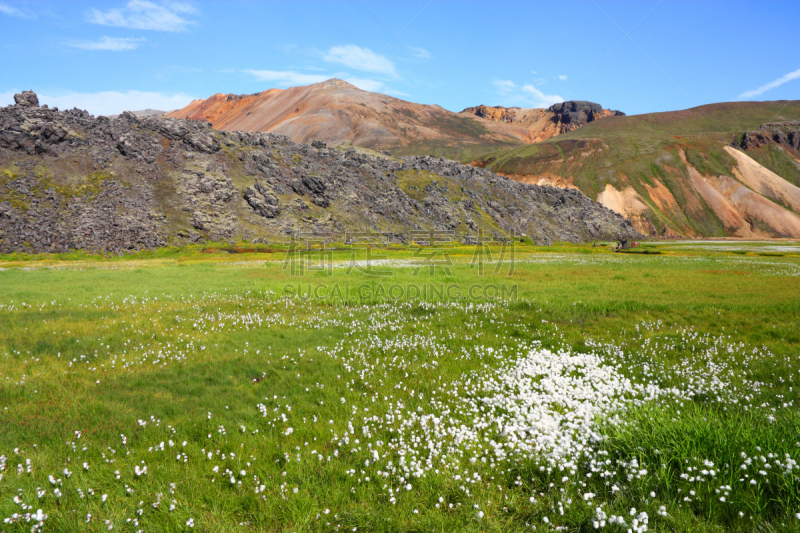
[0,91,640,253]
[734,121,800,152]
[549,101,602,125]
[548,101,624,128]
[244,183,281,219]
[14,91,39,108]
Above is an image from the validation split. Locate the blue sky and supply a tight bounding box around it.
[2,0,799,116]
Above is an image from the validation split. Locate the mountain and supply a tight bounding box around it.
[460,101,624,143]
[106,109,167,119]
[0,92,638,254]
[166,79,518,161]
[166,79,619,161]
[473,100,800,238]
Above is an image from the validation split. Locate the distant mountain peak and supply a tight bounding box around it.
[317,78,356,88]
[460,101,624,143]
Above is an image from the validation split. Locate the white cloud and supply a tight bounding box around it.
[739,67,800,99]
[409,47,431,60]
[521,84,563,107]
[494,79,563,108]
[0,2,30,17]
[494,80,517,92]
[557,75,567,81]
[0,90,197,116]
[323,45,397,77]
[244,70,331,87]
[68,36,147,51]
[87,1,196,32]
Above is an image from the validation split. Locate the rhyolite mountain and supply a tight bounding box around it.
[474,101,800,238]
[166,79,620,161]
[461,101,624,143]
[0,92,638,254]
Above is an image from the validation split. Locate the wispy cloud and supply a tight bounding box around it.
[739,67,800,99]
[494,79,563,108]
[243,70,331,87]
[1,90,197,115]
[409,47,431,60]
[0,2,31,17]
[557,75,567,81]
[323,45,397,77]
[68,36,147,51]
[87,1,196,32]
[494,80,517,93]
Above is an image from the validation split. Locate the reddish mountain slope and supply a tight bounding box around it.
[167,79,522,158]
[167,79,620,159]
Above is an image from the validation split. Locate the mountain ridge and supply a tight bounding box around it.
[166,79,620,160]
[0,92,639,253]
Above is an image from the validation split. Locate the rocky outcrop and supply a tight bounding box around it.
[244,182,281,219]
[461,101,624,143]
[464,105,534,124]
[548,101,625,131]
[734,121,800,152]
[0,92,640,253]
[13,91,39,108]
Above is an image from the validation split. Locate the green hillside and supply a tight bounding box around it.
[474,101,800,237]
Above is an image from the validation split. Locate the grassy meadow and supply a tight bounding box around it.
[474,101,800,237]
[0,241,799,532]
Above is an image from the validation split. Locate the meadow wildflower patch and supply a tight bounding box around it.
[0,248,798,531]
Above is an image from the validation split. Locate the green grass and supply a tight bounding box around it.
[746,143,800,188]
[0,243,799,531]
